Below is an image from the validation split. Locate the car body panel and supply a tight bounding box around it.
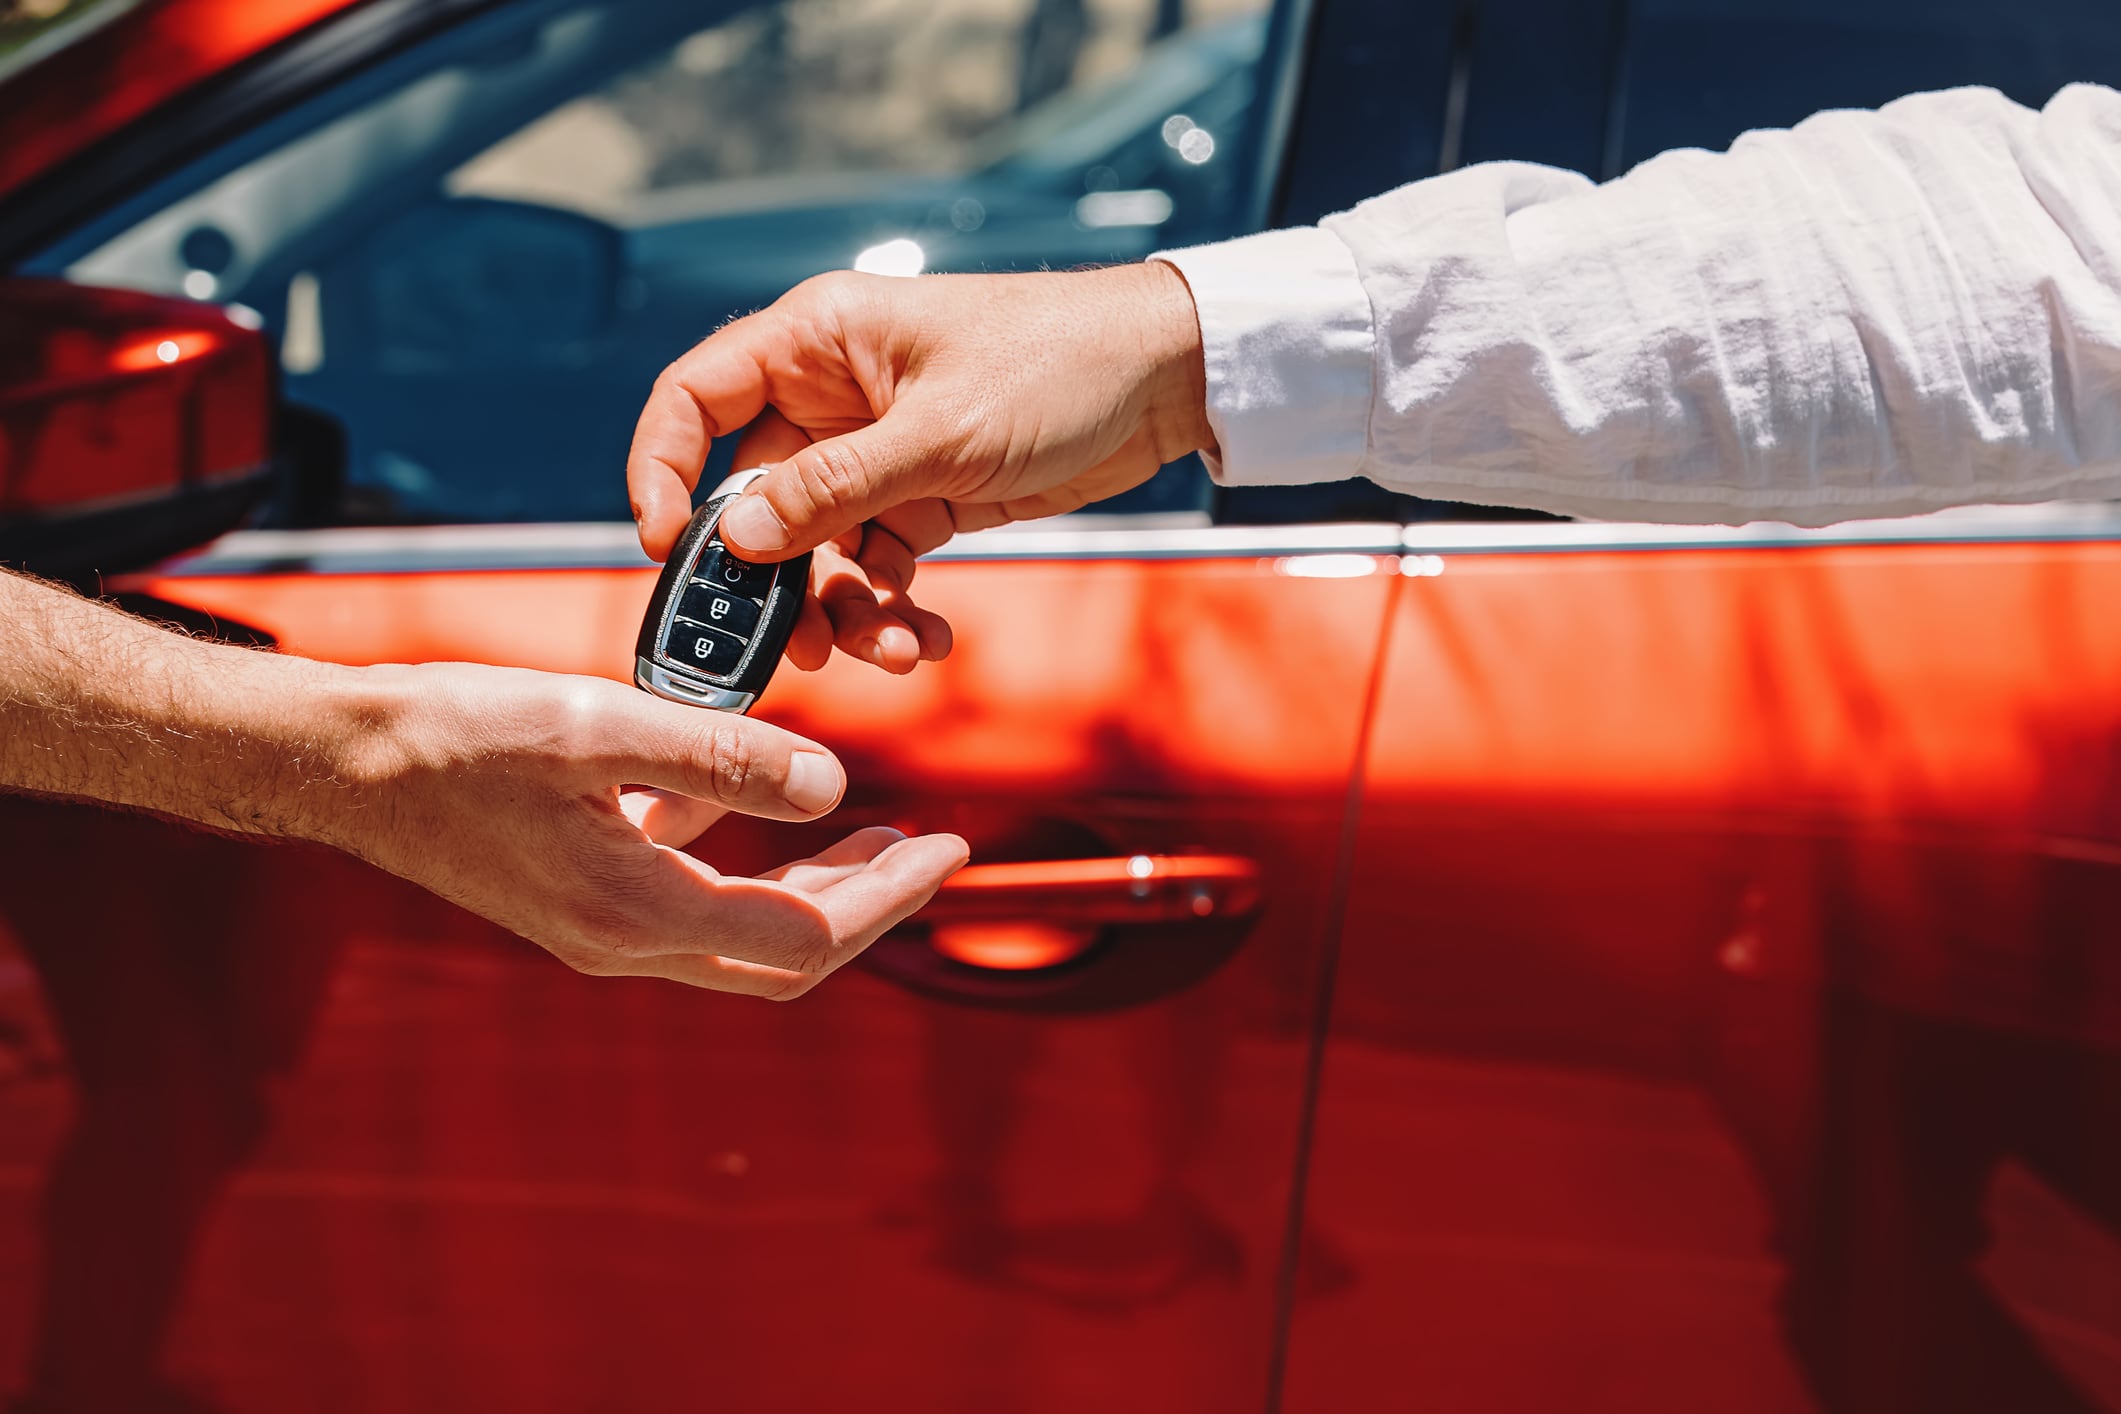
[1286,533,2121,1410]
[0,0,363,199]
[0,539,1392,1410]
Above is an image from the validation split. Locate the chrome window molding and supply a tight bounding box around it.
[1399,500,2121,555]
[138,501,2121,579]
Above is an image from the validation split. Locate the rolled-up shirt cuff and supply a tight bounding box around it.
[1151,225,1374,487]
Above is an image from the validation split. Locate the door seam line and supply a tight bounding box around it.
[1263,566,1405,1414]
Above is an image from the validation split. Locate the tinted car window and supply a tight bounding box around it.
[1612,0,2121,173]
[1233,0,2121,529]
[41,0,1279,525]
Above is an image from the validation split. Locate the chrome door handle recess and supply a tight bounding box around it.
[924,854,1263,927]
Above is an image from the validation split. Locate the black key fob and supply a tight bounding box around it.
[635,469,811,713]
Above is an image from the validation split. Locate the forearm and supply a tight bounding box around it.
[0,570,964,997]
[0,569,385,843]
[1162,83,2121,525]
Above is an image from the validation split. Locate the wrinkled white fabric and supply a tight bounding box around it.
[1154,84,2121,526]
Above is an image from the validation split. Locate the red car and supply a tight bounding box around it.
[2,0,2119,1410]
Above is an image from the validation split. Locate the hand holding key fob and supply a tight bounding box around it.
[635,469,812,713]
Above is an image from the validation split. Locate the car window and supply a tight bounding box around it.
[1236,0,2121,531]
[1610,0,2121,175]
[39,0,1280,526]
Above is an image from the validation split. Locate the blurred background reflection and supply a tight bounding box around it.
[44,0,1269,524]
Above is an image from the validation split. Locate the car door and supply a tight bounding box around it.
[1279,1,2121,1409]
[0,1,1393,1410]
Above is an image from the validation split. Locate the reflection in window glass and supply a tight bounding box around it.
[56,0,1277,525]
[457,0,1260,216]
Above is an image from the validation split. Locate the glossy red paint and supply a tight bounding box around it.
[1285,540,2121,1412]
[11,535,2121,1410]
[143,558,1385,793]
[0,280,269,513]
[0,0,362,199]
[0,554,1390,1411]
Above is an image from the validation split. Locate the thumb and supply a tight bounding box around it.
[717,414,948,562]
[600,691,847,821]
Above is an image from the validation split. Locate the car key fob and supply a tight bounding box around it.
[635,469,811,713]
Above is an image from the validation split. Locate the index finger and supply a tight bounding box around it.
[626,311,779,561]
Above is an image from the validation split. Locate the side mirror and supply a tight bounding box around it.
[357,197,624,369]
[0,279,274,581]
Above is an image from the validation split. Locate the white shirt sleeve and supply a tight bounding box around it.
[1152,83,2121,526]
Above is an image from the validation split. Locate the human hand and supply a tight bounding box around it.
[625,262,1212,673]
[322,662,968,998]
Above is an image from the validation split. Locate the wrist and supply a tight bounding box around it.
[238,656,417,854]
[1148,228,1373,487]
[1126,260,1216,464]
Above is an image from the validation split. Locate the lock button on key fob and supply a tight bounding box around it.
[635,469,810,713]
[676,580,761,639]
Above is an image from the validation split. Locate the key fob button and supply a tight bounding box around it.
[679,580,762,638]
[697,543,776,600]
[665,619,747,676]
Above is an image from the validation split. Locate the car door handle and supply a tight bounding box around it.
[866,853,1266,1007]
[922,854,1263,926]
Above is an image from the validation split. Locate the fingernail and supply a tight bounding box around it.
[863,640,887,666]
[786,751,842,814]
[721,496,789,553]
